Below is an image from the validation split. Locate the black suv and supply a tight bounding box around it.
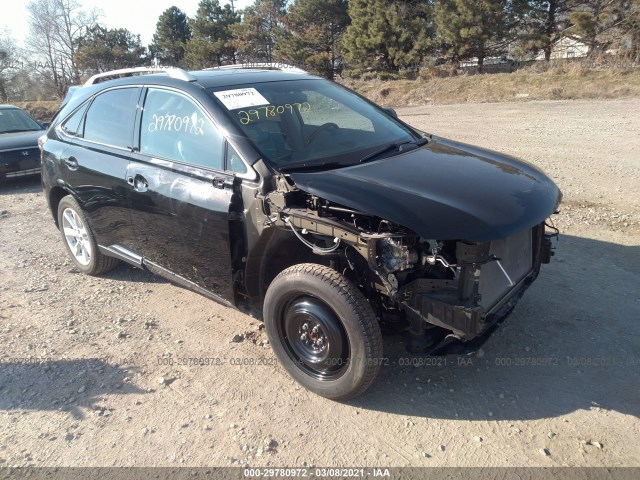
[41,65,560,399]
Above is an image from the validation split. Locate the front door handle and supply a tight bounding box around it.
[127,174,148,193]
[62,156,78,170]
[213,176,233,189]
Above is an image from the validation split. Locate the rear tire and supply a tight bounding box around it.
[264,263,383,400]
[57,195,119,275]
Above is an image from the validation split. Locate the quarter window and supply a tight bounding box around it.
[83,88,139,148]
[140,89,223,170]
[227,143,248,175]
[60,103,89,137]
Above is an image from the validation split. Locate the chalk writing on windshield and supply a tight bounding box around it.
[238,103,312,125]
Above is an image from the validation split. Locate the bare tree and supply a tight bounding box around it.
[26,0,100,97]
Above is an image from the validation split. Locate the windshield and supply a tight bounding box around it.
[0,108,43,134]
[208,79,418,169]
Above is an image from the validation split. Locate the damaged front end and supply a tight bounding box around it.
[398,223,556,353]
[261,174,558,355]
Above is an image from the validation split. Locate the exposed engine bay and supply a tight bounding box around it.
[262,174,557,353]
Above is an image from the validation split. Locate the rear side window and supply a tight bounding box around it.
[83,88,139,148]
[140,88,223,170]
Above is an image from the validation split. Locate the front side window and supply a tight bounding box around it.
[140,88,223,170]
[208,79,417,169]
[83,88,139,148]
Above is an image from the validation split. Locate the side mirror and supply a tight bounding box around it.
[383,107,398,119]
[40,122,50,129]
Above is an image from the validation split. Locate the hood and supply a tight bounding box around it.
[288,136,561,242]
[0,131,43,151]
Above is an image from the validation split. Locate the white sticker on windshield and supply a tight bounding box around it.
[213,88,269,110]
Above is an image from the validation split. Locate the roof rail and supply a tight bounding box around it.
[83,67,196,87]
[205,63,308,74]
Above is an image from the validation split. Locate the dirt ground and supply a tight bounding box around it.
[0,99,638,468]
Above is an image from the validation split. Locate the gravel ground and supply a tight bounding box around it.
[0,99,638,468]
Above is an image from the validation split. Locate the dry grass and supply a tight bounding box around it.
[11,64,640,119]
[340,63,640,107]
[13,100,61,121]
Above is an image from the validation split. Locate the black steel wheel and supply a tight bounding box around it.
[264,264,383,399]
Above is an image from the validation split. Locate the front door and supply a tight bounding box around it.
[126,87,236,302]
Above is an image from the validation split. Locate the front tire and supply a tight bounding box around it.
[57,195,119,275]
[264,264,383,400]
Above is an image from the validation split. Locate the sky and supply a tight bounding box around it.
[1,0,253,47]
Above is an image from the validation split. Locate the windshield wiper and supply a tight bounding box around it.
[357,137,428,164]
[279,137,428,173]
[280,161,345,172]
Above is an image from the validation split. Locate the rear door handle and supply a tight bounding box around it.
[62,156,78,170]
[127,174,148,193]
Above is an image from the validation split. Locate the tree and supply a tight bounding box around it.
[520,0,570,61]
[343,0,433,72]
[0,30,19,102]
[385,1,434,70]
[230,0,288,63]
[275,0,349,78]
[75,26,147,75]
[26,0,100,97]
[435,0,511,72]
[567,0,628,56]
[185,0,241,68]
[150,6,192,66]
[621,0,640,60]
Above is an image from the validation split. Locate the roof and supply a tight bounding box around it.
[190,68,319,88]
[80,65,317,90]
[58,65,321,114]
[0,105,20,110]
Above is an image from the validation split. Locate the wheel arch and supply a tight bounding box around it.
[48,186,71,228]
[243,227,331,312]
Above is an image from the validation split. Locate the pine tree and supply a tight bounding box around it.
[150,7,192,66]
[622,0,640,60]
[75,26,147,75]
[342,0,433,72]
[435,0,510,72]
[275,0,349,78]
[567,0,628,56]
[185,0,240,68]
[519,1,570,61]
[231,0,287,63]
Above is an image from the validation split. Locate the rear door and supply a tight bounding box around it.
[127,87,236,302]
[57,87,141,248]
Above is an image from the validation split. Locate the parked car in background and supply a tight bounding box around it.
[0,105,46,180]
[40,65,560,399]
